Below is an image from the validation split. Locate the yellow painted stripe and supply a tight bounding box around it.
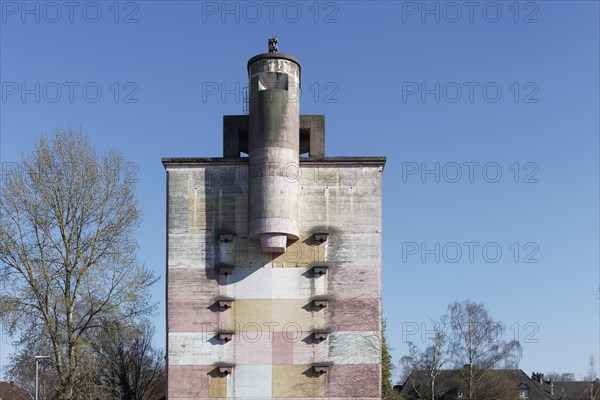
[272,365,324,398]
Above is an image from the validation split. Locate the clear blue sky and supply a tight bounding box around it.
[0,0,598,382]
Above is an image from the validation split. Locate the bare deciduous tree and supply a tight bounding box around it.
[448,300,522,400]
[545,371,575,381]
[0,128,157,400]
[383,318,401,400]
[401,316,450,400]
[584,355,600,400]
[93,320,165,400]
[585,355,598,381]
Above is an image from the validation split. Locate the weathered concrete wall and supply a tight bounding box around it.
[164,158,384,399]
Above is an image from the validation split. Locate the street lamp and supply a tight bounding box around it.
[34,355,50,400]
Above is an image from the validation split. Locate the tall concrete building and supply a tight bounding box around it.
[162,39,386,399]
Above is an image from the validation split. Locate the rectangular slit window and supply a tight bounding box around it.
[258,72,288,91]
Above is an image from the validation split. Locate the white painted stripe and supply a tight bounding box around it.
[230,365,272,398]
[327,331,381,365]
[169,331,381,366]
[223,267,325,299]
[168,332,227,365]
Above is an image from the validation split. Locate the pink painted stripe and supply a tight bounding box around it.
[167,365,209,398]
[326,298,381,332]
[168,268,219,300]
[325,364,381,398]
[168,299,220,332]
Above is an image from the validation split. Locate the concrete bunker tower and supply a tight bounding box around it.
[248,42,301,253]
[163,38,386,400]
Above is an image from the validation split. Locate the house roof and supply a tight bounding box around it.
[0,382,30,400]
[533,379,595,400]
[398,369,596,400]
[400,369,530,398]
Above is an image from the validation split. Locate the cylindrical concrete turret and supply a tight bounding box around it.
[247,45,301,253]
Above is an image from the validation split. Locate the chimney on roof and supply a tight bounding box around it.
[549,379,554,395]
[532,372,544,383]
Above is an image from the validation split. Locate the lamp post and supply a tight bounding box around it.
[34,355,50,400]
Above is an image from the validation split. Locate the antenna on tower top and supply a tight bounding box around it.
[268,36,278,53]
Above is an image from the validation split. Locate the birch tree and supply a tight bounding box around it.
[448,300,522,400]
[401,316,450,400]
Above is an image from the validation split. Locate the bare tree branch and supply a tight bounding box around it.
[0,128,157,400]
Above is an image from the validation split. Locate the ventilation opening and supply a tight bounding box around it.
[300,128,310,156]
